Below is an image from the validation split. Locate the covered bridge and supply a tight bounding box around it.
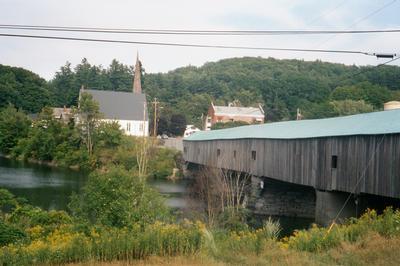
[183,109,400,224]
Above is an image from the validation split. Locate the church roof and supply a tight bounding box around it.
[83,89,148,121]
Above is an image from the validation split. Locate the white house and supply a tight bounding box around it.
[79,55,149,136]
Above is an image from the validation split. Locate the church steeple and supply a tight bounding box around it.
[133,52,142,94]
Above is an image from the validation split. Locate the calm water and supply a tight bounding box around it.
[0,157,189,211]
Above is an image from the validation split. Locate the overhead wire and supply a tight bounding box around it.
[0,24,399,35]
[315,0,398,47]
[0,32,383,56]
[307,0,349,26]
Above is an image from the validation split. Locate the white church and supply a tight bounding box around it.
[80,55,149,136]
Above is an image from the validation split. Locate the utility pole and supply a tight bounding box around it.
[152,98,160,137]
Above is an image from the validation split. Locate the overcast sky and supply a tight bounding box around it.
[0,0,399,80]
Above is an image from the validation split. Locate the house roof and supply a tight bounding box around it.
[83,89,148,121]
[185,109,400,141]
[213,105,264,117]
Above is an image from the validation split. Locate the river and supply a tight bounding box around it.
[0,157,189,211]
[0,156,312,234]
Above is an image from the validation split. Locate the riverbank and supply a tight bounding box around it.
[0,153,79,170]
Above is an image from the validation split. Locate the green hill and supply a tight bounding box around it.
[1,57,399,125]
[143,57,400,124]
[0,65,52,113]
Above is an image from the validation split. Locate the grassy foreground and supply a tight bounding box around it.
[72,233,400,266]
[1,208,400,265]
[71,234,400,266]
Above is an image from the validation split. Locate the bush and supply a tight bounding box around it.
[9,205,72,230]
[148,148,181,179]
[285,224,342,252]
[0,189,19,215]
[69,166,169,227]
[0,221,26,246]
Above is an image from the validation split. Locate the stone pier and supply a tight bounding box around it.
[248,176,316,219]
[315,190,358,226]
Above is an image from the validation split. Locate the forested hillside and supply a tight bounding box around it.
[0,65,52,113]
[144,57,400,125]
[1,57,400,127]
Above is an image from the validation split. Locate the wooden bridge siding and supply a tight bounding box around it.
[330,135,400,198]
[183,134,400,198]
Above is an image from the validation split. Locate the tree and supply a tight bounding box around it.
[0,65,52,113]
[189,165,251,229]
[157,115,169,135]
[330,100,374,116]
[50,62,77,107]
[331,82,392,109]
[77,92,101,156]
[169,114,187,136]
[0,105,31,154]
[94,121,123,149]
[69,166,168,227]
[107,59,133,91]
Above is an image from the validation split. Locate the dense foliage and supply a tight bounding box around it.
[0,97,181,177]
[1,187,400,265]
[0,106,31,154]
[1,57,399,130]
[69,166,168,227]
[0,65,52,113]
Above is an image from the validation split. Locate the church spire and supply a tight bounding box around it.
[133,52,142,94]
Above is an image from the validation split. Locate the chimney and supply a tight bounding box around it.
[133,52,142,94]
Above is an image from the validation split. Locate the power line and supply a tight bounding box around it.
[307,0,349,26]
[0,24,400,36]
[348,0,398,29]
[0,32,384,56]
[315,0,398,48]
[344,56,400,81]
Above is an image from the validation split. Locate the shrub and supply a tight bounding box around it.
[9,205,72,230]
[285,224,342,252]
[0,189,19,215]
[0,221,26,246]
[69,166,169,227]
[148,148,181,179]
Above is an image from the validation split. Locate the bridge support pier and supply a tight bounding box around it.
[248,176,316,218]
[315,190,358,226]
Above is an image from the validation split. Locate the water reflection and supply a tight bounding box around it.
[0,157,190,211]
[0,157,87,210]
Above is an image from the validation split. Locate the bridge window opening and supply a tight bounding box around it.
[331,155,338,169]
[184,147,187,154]
[217,149,221,157]
[233,150,237,158]
[251,150,256,160]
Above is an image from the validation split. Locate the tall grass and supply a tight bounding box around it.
[1,208,400,265]
[0,221,203,265]
[284,208,400,252]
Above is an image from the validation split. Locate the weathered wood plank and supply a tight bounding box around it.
[183,134,400,199]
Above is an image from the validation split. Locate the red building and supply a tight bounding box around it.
[205,102,265,130]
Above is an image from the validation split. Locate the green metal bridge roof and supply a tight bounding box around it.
[185,109,400,141]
